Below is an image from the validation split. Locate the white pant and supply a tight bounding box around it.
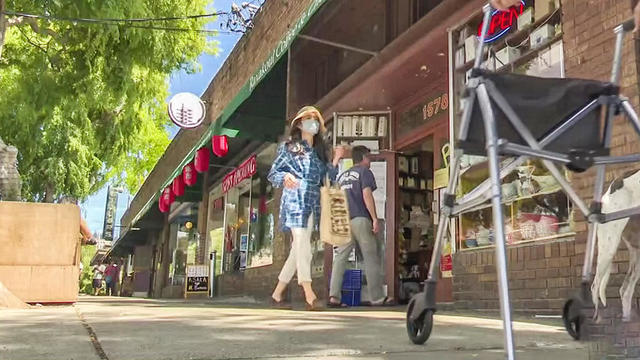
[278,216,314,284]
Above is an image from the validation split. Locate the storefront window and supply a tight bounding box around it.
[221,144,277,272]
[450,3,573,251]
[206,194,225,277]
[169,225,198,286]
[247,175,276,268]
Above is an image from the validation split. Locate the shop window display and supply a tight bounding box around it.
[450,1,573,251]
[169,224,198,286]
[206,195,225,278]
[221,145,277,272]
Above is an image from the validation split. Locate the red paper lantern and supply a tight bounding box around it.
[194,147,210,173]
[183,162,197,186]
[172,175,185,197]
[158,197,168,213]
[161,187,175,210]
[212,135,229,157]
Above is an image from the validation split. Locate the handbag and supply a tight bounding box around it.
[320,176,352,246]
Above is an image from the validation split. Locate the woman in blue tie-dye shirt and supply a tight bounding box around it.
[268,106,345,311]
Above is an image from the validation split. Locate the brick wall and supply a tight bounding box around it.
[562,0,640,357]
[453,238,580,314]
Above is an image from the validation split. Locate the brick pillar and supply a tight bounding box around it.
[562,0,640,357]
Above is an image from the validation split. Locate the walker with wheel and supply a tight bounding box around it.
[405,4,640,358]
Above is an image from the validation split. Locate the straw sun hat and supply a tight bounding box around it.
[290,105,326,133]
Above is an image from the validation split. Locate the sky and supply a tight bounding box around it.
[80,0,244,239]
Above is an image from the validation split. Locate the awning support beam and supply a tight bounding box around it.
[298,34,378,57]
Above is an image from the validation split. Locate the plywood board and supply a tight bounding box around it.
[0,202,80,266]
[0,265,79,303]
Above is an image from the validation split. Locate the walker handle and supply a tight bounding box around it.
[621,18,635,33]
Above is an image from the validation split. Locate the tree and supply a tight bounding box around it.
[0,0,219,202]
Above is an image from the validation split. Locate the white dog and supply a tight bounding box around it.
[592,170,640,322]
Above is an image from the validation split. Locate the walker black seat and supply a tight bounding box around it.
[459,70,619,168]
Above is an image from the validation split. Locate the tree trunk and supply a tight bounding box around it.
[43,183,55,203]
[0,0,6,61]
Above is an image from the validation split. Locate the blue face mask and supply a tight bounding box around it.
[300,119,320,135]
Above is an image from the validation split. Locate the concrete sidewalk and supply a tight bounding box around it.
[1,296,587,360]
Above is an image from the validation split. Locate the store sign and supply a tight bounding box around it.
[222,155,257,193]
[440,254,452,272]
[477,1,525,43]
[248,0,328,91]
[398,92,449,141]
[102,186,119,242]
[185,265,209,294]
[422,93,449,121]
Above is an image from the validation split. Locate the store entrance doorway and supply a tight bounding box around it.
[396,122,453,304]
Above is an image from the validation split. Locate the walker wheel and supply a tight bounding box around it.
[406,299,434,345]
[563,299,583,340]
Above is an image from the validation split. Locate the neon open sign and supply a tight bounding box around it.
[477,0,526,43]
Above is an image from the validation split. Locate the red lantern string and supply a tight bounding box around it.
[194,147,210,173]
[172,175,185,197]
[212,135,229,157]
[183,162,197,186]
[158,197,168,213]
[161,187,175,207]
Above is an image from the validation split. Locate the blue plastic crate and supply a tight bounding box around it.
[342,269,362,290]
[341,289,361,306]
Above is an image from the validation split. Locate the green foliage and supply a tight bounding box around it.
[79,245,96,295]
[0,0,220,201]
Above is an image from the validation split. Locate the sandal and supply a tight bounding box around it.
[371,296,396,307]
[327,296,348,308]
[271,297,292,310]
[305,298,323,311]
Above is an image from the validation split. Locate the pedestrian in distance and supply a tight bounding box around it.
[104,260,120,296]
[92,261,106,296]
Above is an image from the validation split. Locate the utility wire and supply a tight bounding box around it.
[1,10,245,35]
[1,10,228,24]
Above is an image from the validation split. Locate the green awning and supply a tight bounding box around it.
[219,55,287,141]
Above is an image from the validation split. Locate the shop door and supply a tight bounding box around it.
[395,121,453,304]
[432,125,454,303]
[368,151,397,301]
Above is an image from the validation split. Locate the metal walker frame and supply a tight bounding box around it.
[406,4,640,359]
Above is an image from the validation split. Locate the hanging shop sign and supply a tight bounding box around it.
[222,155,257,193]
[477,0,525,43]
[102,186,119,241]
[168,92,206,129]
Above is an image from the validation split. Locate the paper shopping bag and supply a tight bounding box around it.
[320,177,352,247]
